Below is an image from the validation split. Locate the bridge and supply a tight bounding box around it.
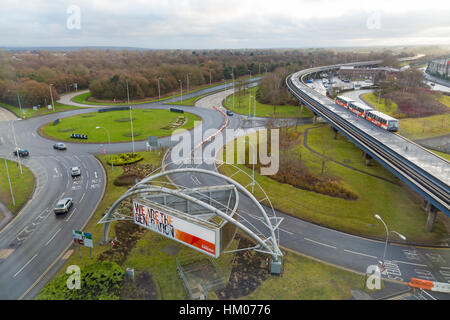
[286,61,450,231]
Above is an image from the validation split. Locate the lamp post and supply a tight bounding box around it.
[157,77,163,100]
[186,73,190,94]
[49,84,55,111]
[11,119,23,175]
[126,80,135,153]
[96,126,113,170]
[248,70,252,117]
[374,214,406,269]
[232,69,235,110]
[178,80,182,104]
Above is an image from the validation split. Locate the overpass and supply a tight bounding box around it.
[286,61,450,231]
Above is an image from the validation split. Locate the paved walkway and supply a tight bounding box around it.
[0,108,18,122]
[56,89,92,107]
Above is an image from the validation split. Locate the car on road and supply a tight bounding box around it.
[54,198,73,214]
[13,148,29,157]
[226,110,234,116]
[70,166,81,177]
[53,142,67,150]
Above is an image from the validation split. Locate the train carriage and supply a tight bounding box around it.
[365,110,399,132]
[335,95,354,109]
[348,101,373,118]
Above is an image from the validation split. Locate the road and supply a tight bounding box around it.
[0,76,448,299]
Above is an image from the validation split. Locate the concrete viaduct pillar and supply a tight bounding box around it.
[423,200,439,232]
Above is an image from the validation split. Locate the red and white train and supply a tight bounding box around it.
[335,95,399,132]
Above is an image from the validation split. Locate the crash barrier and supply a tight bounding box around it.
[170,108,184,114]
[71,134,88,140]
[193,106,229,151]
[98,106,130,113]
[409,278,450,293]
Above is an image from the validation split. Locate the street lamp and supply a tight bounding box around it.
[186,73,191,94]
[49,83,55,111]
[126,80,135,153]
[96,126,113,170]
[178,80,183,104]
[157,77,163,100]
[374,214,406,269]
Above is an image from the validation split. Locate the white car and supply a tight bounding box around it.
[54,198,73,214]
[71,166,81,177]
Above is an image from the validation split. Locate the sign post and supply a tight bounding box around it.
[72,230,94,259]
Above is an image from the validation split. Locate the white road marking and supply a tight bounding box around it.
[45,228,62,246]
[13,254,38,278]
[80,192,86,203]
[65,207,77,222]
[392,260,427,267]
[94,171,98,179]
[343,249,377,259]
[304,237,336,249]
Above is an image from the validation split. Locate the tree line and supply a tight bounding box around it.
[0,48,400,108]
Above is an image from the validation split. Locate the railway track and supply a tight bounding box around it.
[286,63,450,216]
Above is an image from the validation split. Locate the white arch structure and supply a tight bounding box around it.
[98,159,283,261]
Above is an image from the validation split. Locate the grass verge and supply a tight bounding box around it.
[0,102,84,119]
[223,86,312,118]
[0,159,35,214]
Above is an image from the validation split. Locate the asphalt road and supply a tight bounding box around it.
[0,77,448,300]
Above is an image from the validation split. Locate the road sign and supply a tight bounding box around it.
[148,136,158,148]
[72,230,93,248]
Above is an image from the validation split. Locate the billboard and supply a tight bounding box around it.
[133,200,219,257]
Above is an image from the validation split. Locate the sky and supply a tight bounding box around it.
[0,0,449,49]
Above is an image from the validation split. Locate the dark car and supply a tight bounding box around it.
[53,142,67,150]
[226,110,234,116]
[13,148,29,157]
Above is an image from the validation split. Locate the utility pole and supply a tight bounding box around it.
[17,94,22,118]
[49,84,55,111]
[209,70,212,85]
[179,80,183,103]
[187,74,190,94]
[157,77,162,100]
[126,80,135,153]
[232,70,235,109]
[4,159,15,206]
[11,120,22,175]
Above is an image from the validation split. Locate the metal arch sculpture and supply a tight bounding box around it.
[98,160,283,261]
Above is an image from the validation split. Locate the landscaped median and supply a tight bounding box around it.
[0,159,35,215]
[0,102,85,119]
[216,124,448,244]
[39,108,202,143]
[223,86,313,118]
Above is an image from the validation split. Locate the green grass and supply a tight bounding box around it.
[217,125,448,244]
[0,102,84,119]
[40,109,201,143]
[165,92,209,106]
[430,149,450,161]
[224,86,312,118]
[398,114,449,140]
[0,159,35,214]
[438,95,450,108]
[242,250,365,300]
[360,92,398,116]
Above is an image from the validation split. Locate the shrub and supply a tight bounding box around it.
[107,153,143,166]
[36,261,124,300]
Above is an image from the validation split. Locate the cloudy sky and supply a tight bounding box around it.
[1,0,449,48]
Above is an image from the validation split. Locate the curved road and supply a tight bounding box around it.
[0,76,448,300]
